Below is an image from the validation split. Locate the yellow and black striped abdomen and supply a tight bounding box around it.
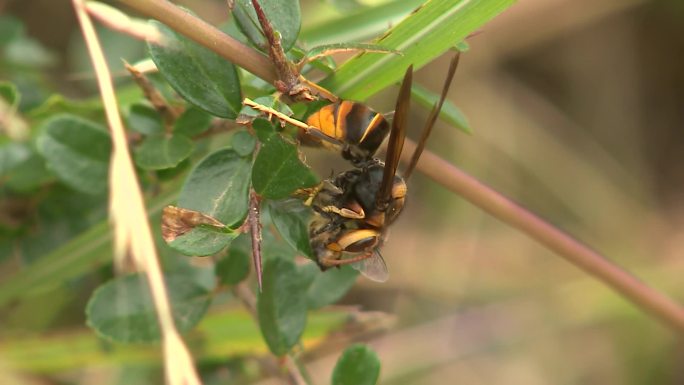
[305,101,390,162]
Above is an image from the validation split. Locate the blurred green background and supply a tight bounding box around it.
[1,0,684,384]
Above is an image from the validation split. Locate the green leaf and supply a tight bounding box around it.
[0,179,183,308]
[411,84,471,134]
[252,117,276,142]
[0,81,19,106]
[252,127,318,199]
[85,273,212,343]
[306,265,359,309]
[169,226,237,256]
[173,106,213,137]
[0,143,53,192]
[257,258,309,356]
[148,20,242,118]
[231,130,257,156]
[300,0,424,46]
[155,158,190,180]
[215,233,251,285]
[332,344,381,385]
[134,134,194,170]
[319,0,516,100]
[178,148,251,227]
[126,103,163,135]
[36,115,111,195]
[268,199,313,258]
[233,0,301,51]
[27,94,104,124]
[326,0,366,12]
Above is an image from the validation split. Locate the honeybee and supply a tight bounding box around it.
[244,53,460,281]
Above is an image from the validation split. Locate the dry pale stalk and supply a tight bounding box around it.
[72,1,202,384]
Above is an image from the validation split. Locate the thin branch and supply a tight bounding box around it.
[108,0,684,332]
[123,60,180,129]
[249,189,264,291]
[115,0,276,83]
[72,1,202,384]
[403,141,684,333]
[86,1,165,45]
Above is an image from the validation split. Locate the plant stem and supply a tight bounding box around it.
[403,140,684,333]
[115,0,276,82]
[112,0,684,332]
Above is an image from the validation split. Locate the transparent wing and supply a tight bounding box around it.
[351,250,389,283]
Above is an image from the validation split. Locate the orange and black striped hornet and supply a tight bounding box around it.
[244,53,460,282]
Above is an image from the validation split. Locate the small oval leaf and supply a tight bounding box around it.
[173,106,213,137]
[36,114,111,195]
[332,344,381,385]
[252,127,318,199]
[169,226,237,256]
[257,258,309,356]
[148,20,242,118]
[178,148,252,227]
[86,273,211,343]
[268,199,313,258]
[216,233,251,285]
[134,134,194,170]
[232,0,301,51]
[127,103,163,135]
[232,130,257,156]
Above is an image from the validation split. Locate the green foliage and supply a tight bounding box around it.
[268,199,314,258]
[173,106,213,137]
[178,148,252,227]
[252,122,319,199]
[216,233,252,285]
[0,80,19,105]
[36,115,111,195]
[319,0,515,100]
[231,130,257,156]
[0,0,516,381]
[148,20,242,118]
[86,273,212,343]
[169,226,238,257]
[412,83,471,134]
[134,134,194,170]
[257,258,309,356]
[232,0,302,51]
[127,103,164,135]
[332,344,382,385]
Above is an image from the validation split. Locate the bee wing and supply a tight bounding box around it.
[377,65,412,209]
[351,250,389,282]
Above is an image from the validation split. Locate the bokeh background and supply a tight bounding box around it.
[2,0,683,384]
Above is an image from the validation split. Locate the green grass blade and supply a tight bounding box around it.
[411,84,471,134]
[319,0,516,100]
[300,0,424,46]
